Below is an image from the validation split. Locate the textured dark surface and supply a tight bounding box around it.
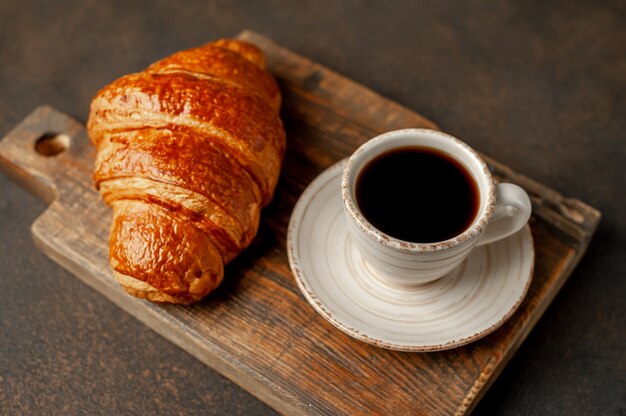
[0,1,623,415]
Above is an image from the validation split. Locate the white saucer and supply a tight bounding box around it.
[287,159,534,352]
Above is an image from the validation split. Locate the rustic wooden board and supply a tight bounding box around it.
[0,31,600,415]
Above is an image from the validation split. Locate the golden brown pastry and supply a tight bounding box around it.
[87,39,285,304]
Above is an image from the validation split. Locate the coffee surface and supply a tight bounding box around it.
[355,146,479,243]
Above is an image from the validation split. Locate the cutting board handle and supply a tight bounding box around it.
[0,105,94,203]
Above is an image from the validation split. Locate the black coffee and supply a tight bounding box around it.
[355,146,479,243]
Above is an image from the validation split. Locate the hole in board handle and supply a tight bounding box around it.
[35,132,70,156]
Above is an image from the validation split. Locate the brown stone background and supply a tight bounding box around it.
[0,0,624,414]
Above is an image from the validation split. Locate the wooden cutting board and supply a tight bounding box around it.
[0,31,600,415]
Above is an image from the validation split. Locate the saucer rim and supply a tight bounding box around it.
[287,159,535,352]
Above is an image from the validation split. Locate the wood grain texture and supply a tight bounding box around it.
[0,31,600,416]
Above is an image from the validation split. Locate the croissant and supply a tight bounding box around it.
[87,39,285,304]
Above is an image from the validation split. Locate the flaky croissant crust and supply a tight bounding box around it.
[88,39,285,304]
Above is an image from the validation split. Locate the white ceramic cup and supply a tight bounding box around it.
[341,128,532,287]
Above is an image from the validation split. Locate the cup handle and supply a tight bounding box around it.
[476,183,532,247]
